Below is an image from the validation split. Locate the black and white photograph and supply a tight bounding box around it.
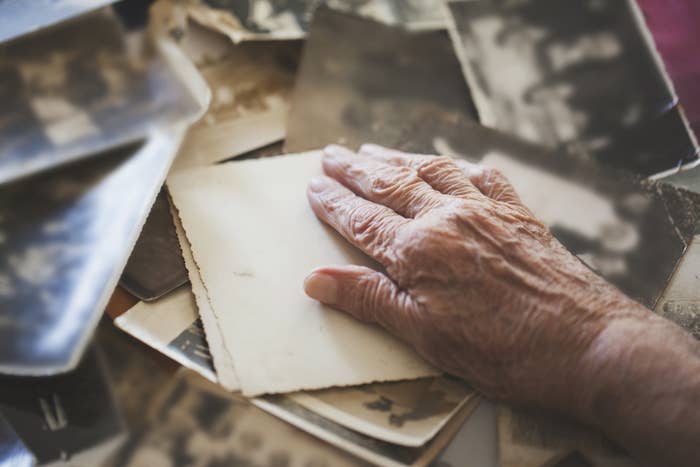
[285,8,477,153]
[0,347,125,466]
[0,9,200,184]
[446,0,699,176]
[0,131,183,375]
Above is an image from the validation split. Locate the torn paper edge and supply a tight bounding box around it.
[169,198,241,391]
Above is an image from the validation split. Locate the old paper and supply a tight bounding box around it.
[115,286,217,383]
[254,393,479,467]
[182,0,446,44]
[498,405,637,467]
[290,376,474,447]
[168,151,437,396]
[171,20,300,170]
[172,204,241,391]
[150,0,299,172]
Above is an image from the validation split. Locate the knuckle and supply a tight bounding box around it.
[486,167,510,186]
[369,166,417,195]
[417,155,454,177]
[347,205,391,243]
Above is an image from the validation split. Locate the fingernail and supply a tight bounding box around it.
[304,272,338,304]
[324,144,354,159]
[309,176,330,193]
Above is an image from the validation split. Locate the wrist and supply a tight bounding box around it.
[571,309,700,465]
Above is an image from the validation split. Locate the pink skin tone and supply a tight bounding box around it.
[304,144,700,467]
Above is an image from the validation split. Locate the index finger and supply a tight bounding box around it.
[358,144,482,200]
[307,175,407,267]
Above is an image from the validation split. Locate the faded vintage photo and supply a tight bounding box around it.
[0,10,200,184]
[164,12,302,170]
[446,0,698,176]
[256,393,479,467]
[291,377,474,447]
[285,8,477,153]
[182,0,446,44]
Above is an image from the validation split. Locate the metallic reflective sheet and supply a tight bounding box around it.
[0,127,185,376]
[0,10,200,184]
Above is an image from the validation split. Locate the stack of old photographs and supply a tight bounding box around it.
[111,2,700,467]
[0,4,207,466]
[0,4,204,377]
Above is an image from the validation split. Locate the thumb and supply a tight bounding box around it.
[304,265,420,340]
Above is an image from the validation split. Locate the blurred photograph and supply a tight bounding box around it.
[446,0,698,175]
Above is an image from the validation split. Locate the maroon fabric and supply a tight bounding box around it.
[637,0,700,138]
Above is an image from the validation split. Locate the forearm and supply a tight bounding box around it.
[575,309,700,466]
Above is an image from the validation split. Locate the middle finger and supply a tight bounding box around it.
[322,145,446,219]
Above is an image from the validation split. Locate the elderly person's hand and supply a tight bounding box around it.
[304,144,700,467]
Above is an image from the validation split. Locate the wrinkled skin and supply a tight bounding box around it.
[304,144,631,408]
[304,144,700,467]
